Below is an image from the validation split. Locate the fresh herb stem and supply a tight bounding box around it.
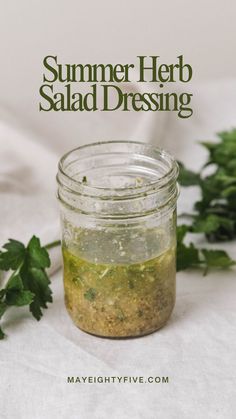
[44,240,61,250]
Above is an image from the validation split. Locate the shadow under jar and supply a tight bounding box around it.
[57,141,179,338]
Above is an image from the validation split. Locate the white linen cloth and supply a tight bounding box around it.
[0,117,60,274]
[0,80,236,419]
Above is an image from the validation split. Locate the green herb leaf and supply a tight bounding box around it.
[177,242,201,271]
[21,267,52,320]
[0,236,58,339]
[0,301,7,319]
[4,274,34,306]
[0,289,6,299]
[84,288,96,301]
[178,128,236,264]
[27,236,50,269]
[177,224,190,243]
[0,327,5,340]
[5,288,34,306]
[6,273,24,291]
[0,239,25,271]
[193,214,235,236]
[177,225,201,271]
[201,249,236,270]
[177,161,200,186]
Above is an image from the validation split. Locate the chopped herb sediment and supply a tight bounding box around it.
[63,246,176,337]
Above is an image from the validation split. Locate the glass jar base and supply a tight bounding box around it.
[68,310,174,339]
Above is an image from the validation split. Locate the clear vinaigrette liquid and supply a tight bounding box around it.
[62,245,176,337]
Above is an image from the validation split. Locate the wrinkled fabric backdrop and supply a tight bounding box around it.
[0,80,236,419]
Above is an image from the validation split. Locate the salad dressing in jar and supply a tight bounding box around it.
[57,141,179,338]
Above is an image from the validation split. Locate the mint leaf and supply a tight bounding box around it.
[0,239,25,271]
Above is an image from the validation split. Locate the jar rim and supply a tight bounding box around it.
[58,140,179,198]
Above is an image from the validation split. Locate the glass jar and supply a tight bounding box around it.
[57,141,179,338]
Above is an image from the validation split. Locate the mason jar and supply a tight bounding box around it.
[57,141,179,338]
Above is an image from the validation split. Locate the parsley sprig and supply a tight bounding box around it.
[176,225,235,274]
[177,129,236,272]
[0,236,60,339]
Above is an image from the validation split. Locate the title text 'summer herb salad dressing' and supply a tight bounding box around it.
[57,142,179,338]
